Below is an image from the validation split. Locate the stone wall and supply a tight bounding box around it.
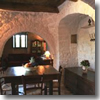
[78,17,95,70]
[58,1,95,69]
[0,0,95,69]
[2,33,44,57]
[0,11,59,69]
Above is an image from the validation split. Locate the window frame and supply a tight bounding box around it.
[13,33,28,49]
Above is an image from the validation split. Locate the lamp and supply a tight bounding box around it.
[81,18,95,41]
[88,26,95,41]
[44,51,51,59]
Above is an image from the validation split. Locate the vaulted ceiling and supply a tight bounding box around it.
[0,0,78,13]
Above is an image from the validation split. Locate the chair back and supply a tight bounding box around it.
[43,74,60,82]
[21,75,43,95]
[0,77,5,95]
[59,66,62,75]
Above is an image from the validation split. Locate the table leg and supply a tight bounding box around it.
[49,80,53,95]
[11,83,17,95]
[44,85,47,95]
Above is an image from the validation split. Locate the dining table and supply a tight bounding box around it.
[2,65,60,95]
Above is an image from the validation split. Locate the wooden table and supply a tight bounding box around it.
[2,65,60,95]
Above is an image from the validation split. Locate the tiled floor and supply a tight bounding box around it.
[0,70,72,95]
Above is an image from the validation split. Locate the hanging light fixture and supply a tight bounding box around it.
[81,18,95,41]
[88,19,92,26]
[89,32,95,41]
[88,19,95,41]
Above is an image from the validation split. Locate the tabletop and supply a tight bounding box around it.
[3,65,59,78]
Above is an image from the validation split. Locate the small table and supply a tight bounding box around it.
[2,65,60,95]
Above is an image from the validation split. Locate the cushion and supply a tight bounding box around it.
[26,89,41,95]
[2,83,12,91]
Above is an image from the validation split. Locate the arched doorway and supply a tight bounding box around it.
[0,13,57,68]
[2,32,55,67]
[58,13,95,70]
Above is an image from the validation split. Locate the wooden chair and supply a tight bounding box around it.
[53,65,62,95]
[0,80,12,95]
[0,68,19,95]
[0,69,12,95]
[21,75,43,95]
[44,65,62,95]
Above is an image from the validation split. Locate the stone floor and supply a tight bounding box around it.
[0,70,72,95]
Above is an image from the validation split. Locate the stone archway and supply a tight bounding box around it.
[0,14,56,55]
[58,13,95,69]
[57,0,95,68]
[58,13,85,68]
[0,13,58,68]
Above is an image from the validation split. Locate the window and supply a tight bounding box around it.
[13,33,27,48]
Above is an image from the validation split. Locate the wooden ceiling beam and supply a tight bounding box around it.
[69,0,78,2]
[0,2,59,13]
[0,0,77,13]
[57,0,66,6]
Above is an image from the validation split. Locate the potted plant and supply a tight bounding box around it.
[80,60,90,74]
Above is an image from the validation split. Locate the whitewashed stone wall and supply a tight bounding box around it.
[78,29,95,70]
[58,1,95,68]
[0,0,95,69]
[58,14,84,68]
[78,17,95,70]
